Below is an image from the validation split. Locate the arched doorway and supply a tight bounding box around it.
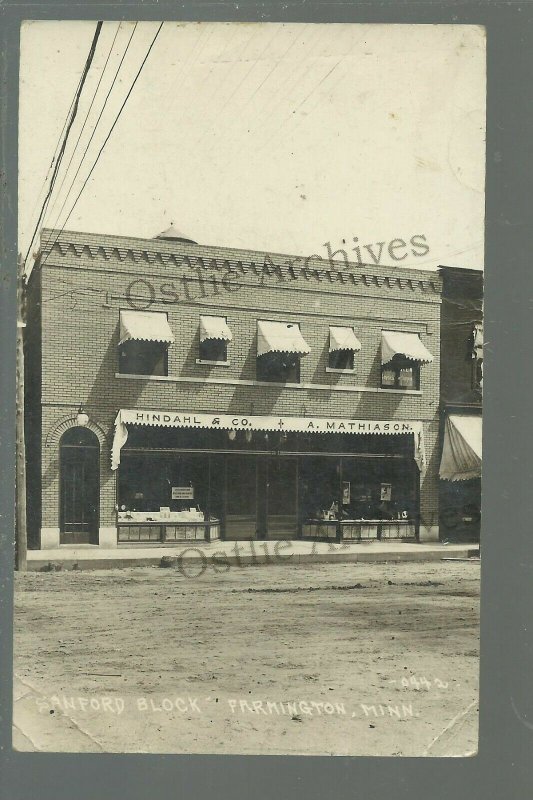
[59,427,100,544]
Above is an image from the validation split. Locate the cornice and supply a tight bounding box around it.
[39,228,443,295]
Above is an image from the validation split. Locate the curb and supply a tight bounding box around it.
[26,547,477,571]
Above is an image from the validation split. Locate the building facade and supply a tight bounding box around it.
[438,266,483,541]
[25,226,443,550]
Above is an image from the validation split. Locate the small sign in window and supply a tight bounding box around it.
[172,486,194,500]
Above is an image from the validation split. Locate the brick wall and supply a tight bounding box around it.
[28,228,443,539]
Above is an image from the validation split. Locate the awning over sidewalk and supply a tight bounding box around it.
[439,414,482,481]
[381,330,434,366]
[111,409,427,473]
[329,326,361,353]
[119,310,174,347]
[200,315,233,342]
[257,321,311,357]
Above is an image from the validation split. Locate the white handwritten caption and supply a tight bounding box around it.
[36,695,418,720]
[389,676,449,690]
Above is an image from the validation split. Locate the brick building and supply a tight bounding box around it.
[438,266,483,541]
[25,226,443,550]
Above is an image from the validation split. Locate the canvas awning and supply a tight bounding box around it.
[439,414,482,481]
[257,321,310,357]
[329,326,362,353]
[111,409,427,472]
[200,315,233,342]
[381,330,434,366]
[119,310,174,347]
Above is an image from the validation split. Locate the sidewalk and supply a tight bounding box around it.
[27,540,479,571]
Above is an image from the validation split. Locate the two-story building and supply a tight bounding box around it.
[24,225,443,551]
[438,266,483,541]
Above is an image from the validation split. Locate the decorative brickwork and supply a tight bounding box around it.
[44,415,108,449]
[26,228,444,545]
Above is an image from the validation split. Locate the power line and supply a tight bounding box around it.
[25,69,85,237]
[41,22,164,266]
[44,22,138,241]
[46,21,122,224]
[23,21,103,272]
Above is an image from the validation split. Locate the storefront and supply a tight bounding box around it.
[439,411,482,540]
[111,410,426,544]
[26,226,444,551]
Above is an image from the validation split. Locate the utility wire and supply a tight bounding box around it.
[46,21,122,223]
[41,22,164,267]
[23,21,103,272]
[44,22,138,240]
[25,68,86,237]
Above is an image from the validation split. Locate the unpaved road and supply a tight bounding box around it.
[13,560,480,756]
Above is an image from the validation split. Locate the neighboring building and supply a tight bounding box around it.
[25,226,443,551]
[438,266,483,541]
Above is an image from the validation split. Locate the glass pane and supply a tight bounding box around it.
[199,339,227,361]
[328,350,354,370]
[398,368,414,388]
[381,369,396,387]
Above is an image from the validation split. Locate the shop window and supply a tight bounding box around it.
[328,349,354,370]
[118,340,168,376]
[199,338,228,363]
[257,352,301,383]
[381,357,420,390]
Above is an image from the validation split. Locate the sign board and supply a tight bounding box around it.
[380,483,392,502]
[172,486,194,500]
[159,507,171,519]
[121,409,417,435]
[112,410,426,474]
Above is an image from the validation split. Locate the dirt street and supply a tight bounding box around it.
[13,560,480,756]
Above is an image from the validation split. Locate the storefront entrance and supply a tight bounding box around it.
[266,458,298,539]
[224,455,298,539]
[59,427,100,545]
[225,455,258,539]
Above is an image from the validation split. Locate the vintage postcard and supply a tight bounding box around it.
[14,20,485,755]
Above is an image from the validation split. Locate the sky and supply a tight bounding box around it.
[19,21,486,271]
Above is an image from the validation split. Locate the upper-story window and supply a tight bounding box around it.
[256,320,310,383]
[118,310,174,376]
[380,330,433,390]
[381,359,420,390]
[198,315,233,364]
[328,326,361,371]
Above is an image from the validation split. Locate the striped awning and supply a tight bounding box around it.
[200,315,233,342]
[439,414,482,481]
[257,321,310,357]
[329,326,361,353]
[119,310,174,347]
[381,330,434,366]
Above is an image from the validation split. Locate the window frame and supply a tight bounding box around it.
[380,357,420,390]
[326,326,359,373]
[197,337,229,365]
[118,339,169,377]
[256,350,302,383]
[327,349,356,372]
[256,319,305,384]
